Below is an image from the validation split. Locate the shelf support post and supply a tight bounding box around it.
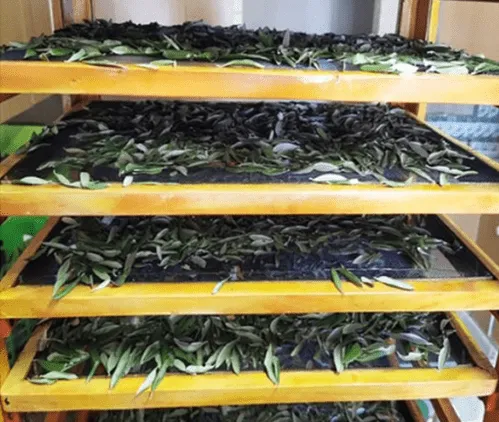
[0,321,20,422]
[398,0,441,119]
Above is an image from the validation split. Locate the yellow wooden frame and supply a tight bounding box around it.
[0,214,497,318]
[1,313,495,412]
[1,61,498,104]
[1,110,498,216]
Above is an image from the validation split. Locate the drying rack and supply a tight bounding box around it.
[1,0,498,421]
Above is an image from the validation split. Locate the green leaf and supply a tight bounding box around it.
[42,371,78,380]
[29,378,56,385]
[270,316,281,334]
[374,276,414,291]
[212,276,231,295]
[215,340,238,368]
[136,368,157,397]
[53,259,71,297]
[37,360,70,373]
[48,48,72,57]
[333,345,344,373]
[91,278,111,292]
[330,268,343,294]
[84,60,128,69]
[221,59,265,69]
[80,172,90,188]
[438,338,450,371]
[356,344,396,363]
[337,267,363,288]
[397,351,424,362]
[123,175,133,187]
[151,60,178,67]
[343,343,362,366]
[183,365,215,374]
[151,359,170,391]
[230,349,241,375]
[19,176,50,185]
[310,174,347,183]
[360,64,394,73]
[24,49,37,59]
[173,339,206,353]
[110,347,132,389]
[140,341,160,365]
[53,278,79,300]
[264,344,280,385]
[111,46,140,55]
[86,350,101,383]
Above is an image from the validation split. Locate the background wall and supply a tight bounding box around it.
[243,0,374,34]
[0,0,54,123]
[93,0,373,33]
[93,0,244,26]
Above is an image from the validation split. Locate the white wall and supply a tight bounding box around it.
[243,0,374,34]
[93,0,242,26]
[93,0,373,34]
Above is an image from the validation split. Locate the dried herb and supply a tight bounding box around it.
[31,215,455,298]
[4,21,498,74]
[29,312,454,392]
[13,101,481,187]
[93,401,405,422]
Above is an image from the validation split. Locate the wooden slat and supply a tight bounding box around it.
[0,95,15,104]
[45,413,68,422]
[431,399,461,422]
[1,321,496,412]
[50,0,64,30]
[0,215,498,317]
[405,401,427,422]
[1,62,498,104]
[2,279,499,318]
[0,217,59,292]
[1,183,498,216]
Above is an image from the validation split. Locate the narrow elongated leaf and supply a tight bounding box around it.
[330,268,343,294]
[338,267,363,288]
[231,349,241,375]
[110,347,132,389]
[136,368,157,397]
[333,345,344,373]
[215,340,238,368]
[438,338,450,371]
[92,278,111,292]
[343,343,362,366]
[221,59,265,69]
[151,360,170,392]
[53,260,71,297]
[374,276,414,291]
[19,176,50,185]
[42,371,78,380]
[123,175,133,187]
[212,276,231,295]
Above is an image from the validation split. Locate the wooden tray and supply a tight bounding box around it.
[1,313,495,412]
[0,214,497,318]
[1,111,498,216]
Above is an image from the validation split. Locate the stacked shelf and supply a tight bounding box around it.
[1,4,499,422]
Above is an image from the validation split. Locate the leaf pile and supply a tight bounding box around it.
[32,215,455,298]
[15,101,480,187]
[4,20,498,74]
[92,401,405,422]
[30,312,454,393]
